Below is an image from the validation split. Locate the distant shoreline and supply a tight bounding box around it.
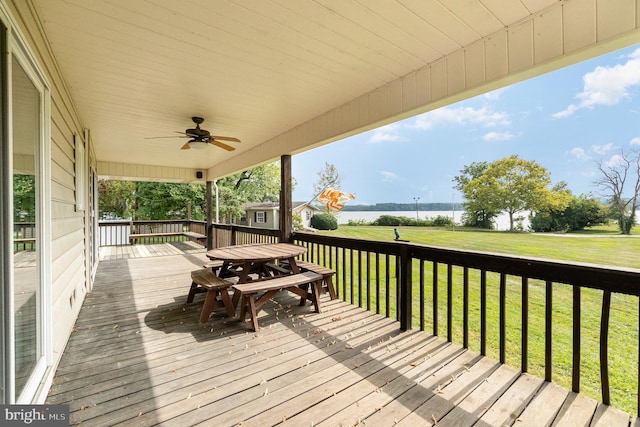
[343,202,462,212]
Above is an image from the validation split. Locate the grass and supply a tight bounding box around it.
[314,224,640,414]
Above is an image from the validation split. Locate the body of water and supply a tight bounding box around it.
[336,210,528,230]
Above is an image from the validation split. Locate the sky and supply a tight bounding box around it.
[291,43,640,206]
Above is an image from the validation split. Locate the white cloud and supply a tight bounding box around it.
[554,47,640,118]
[569,147,590,161]
[412,106,511,130]
[630,137,640,146]
[482,88,507,101]
[482,131,514,141]
[605,153,627,168]
[591,143,614,155]
[380,171,396,181]
[368,124,405,143]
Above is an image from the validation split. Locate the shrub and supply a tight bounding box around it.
[311,213,338,230]
[372,215,415,226]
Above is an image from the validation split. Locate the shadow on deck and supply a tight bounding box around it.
[47,243,636,426]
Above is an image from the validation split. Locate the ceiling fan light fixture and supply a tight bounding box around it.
[189,140,207,150]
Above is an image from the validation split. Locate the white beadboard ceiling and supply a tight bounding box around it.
[30,0,640,180]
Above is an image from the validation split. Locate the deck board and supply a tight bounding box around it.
[47,244,634,426]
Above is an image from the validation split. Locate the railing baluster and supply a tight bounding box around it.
[397,255,401,322]
[366,251,371,312]
[447,264,453,342]
[601,290,611,405]
[399,245,412,330]
[342,247,347,301]
[376,253,380,314]
[481,270,486,356]
[349,249,355,305]
[463,266,469,348]
[500,273,506,364]
[522,277,529,373]
[385,254,390,318]
[420,260,425,332]
[545,280,553,382]
[433,262,438,336]
[358,250,363,308]
[573,285,581,393]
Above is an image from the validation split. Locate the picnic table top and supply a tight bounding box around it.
[206,243,306,263]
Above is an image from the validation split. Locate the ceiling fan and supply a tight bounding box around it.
[147,117,241,151]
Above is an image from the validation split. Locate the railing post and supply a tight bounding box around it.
[399,244,412,331]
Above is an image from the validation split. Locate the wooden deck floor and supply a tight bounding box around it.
[47,243,637,426]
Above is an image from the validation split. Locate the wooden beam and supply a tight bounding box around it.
[279,155,292,243]
[206,180,212,250]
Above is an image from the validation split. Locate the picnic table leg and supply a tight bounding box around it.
[298,283,309,306]
[187,282,198,303]
[220,288,235,318]
[325,276,337,300]
[247,296,260,331]
[310,280,322,313]
[200,290,217,323]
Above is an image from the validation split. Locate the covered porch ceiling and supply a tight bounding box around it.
[31,0,640,182]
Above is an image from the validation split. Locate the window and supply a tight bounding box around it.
[255,211,266,223]
[75,134,85,211]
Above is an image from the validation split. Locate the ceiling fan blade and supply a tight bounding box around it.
[209,140,235,151]
[145,136,186,139]
[180,142,191,150]
[211,135,241,143]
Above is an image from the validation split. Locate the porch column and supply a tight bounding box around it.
[279,154,292,242]
[206,180,212,250]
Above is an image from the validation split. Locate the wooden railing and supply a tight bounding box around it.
[99,220,209,246]
[14,221,36,251]
[209,223,279,248]
[206,223,640,414]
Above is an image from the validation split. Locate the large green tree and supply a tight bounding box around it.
[595,149,640,234]
[461,155,570,231]
[134,182,206,220]
[98,180,136,219]
[530,192,608,232]
[453,161,498,228]
[98,162,284,222]
[215,163,283,222]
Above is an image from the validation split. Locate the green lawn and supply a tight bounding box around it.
[316,224,640,414]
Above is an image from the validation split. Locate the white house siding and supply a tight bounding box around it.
[9,0,94,400]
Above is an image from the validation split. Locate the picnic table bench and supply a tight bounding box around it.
[129,231,206,244]
[187,268,235,323]
[233,271,323,331]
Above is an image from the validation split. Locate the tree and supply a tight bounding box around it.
[215,163,284,222]
[595,149,640,234]
[530,193,608,232]
[98,180,136,219]
[13,174,36,222]
[453,161,498,228]
[313,162,341,196]
[134,182,206,220]
[97,162,285,223]
[462,155,570,231]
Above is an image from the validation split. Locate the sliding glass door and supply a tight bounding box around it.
[11,53,43,401]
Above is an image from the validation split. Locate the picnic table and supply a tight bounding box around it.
[205,243,324,330]
[206,242,307,283]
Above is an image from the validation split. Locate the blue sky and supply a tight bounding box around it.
[292,43,640,206]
